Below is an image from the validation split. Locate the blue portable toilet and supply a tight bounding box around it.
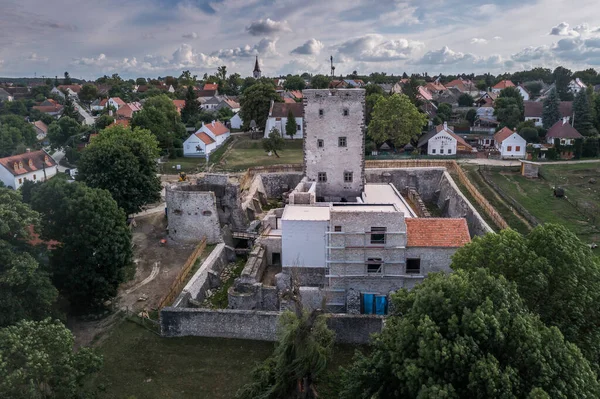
[363,293,375,314]
[375,295,387,315]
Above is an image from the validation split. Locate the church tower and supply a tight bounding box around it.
[253,56,261,79]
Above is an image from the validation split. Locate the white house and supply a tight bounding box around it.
[569,78,587,94]
[183,131,217,157]
[516,85,530,101]
[491,80,515,94]
[201,96,221,111]
[50,87,66,98]
[0,149,58,189]
[107,97,126,109]
[230,113,243,129]
[417,122,473,156]
[264,101,304,139]
[494,127,526,159]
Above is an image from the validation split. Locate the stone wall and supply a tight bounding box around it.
[160,307,383,344]
[195,174,249,230]
[259,172,304,199]
[165,184,222,244]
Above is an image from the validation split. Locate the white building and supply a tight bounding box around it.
[230,113,243,129]
[516,85,530,101]
[183,120,230,157]
[491,79,515,94]
[417,122,473,156]
[569,78,587,94]
[493,127,526,159]
[0,150,58,189]
[264,101,304,139]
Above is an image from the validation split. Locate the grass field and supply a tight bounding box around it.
[159,157,205,174]
[483,163,600,246]
[88,319,362,399]
[218,136,303,171]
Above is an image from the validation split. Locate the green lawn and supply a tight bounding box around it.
[159,157,205,174]
[87,319,363,399]
[218,136,303,171]
[484,164,600,246]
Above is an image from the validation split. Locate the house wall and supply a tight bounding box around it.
[281,219,328,268]
[427,131,457,156]
[0,165,57,189]
[264,116,303,139]
[303,89,365,200]
[499,134,526,159]
[525,116,543,127]
[230,113,243,129]
[517,87,530,101]
[183,134,217,156]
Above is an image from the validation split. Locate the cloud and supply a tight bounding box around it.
[27,53,48,62]
[334,34,423,62]
[416,46,475,64]
[493,36,502,40]
[511,45,552,62]
[277,59,323,76]
[291,38,324,55]
[474,4,498,16]
[548,22,598,37]
[246,18,291,36]
[212,38,279,58]
[471,38,488,44]
[40,21,77,31]
[182,32,198,39]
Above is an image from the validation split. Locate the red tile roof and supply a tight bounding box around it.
[116,104,137,119]
[223,99,240,109]
[204,83,218,91]
[492,80,515,90]
[195,131,215,145]
[406,218,471,247]
[110,97,126,107]
[493,127,515,143]
[32,104,63,114]
[0,150,56,176]
[546,120,584,140]
[524,101,573,118]
[426,81,447,92]
[57,84,82,93]
[203,121,229,136]
[32,120,48,134]
[283,97,296,103]
[290,90,303,99]
[448,132,473,151]
[108,119,130,128]
[172,100,185,114]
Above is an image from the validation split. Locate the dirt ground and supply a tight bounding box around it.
[70,212,200,348]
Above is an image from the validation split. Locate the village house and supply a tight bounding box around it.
[115,102,142,119]
[546,117,583,146]
[444,78,478,96]
[32,120,49,144]
[0,149,57,189]
[172,99,186,115]
[264,101,304,139]
[494,127,527,159]
[230,113,243,129]
[417,122,473,156]
[516,85,531,101]
[524,101,573,127]
[183,120,230,157]
[491,79,515,93]
[216,98,240,113]
[569,78,587,94]
[32,99,63,117]
[200,96,222,111]
[0,88,14,102]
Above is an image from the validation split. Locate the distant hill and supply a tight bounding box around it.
[0,77,87,86]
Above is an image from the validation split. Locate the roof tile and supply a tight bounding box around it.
[406,218,471,247]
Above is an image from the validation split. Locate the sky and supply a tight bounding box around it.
[1,0,600,80]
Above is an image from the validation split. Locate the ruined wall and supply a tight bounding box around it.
[365,167,445,202]
[303,89,366,200]
[195,174,249,230]
[259,172,304,199]
[165,184,222,244]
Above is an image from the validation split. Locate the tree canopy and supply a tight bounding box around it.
[283,76,306,91]
[131,94,186,150]
[262,127,285,158]
[494,97,522,129]
[78,84,98,103]
[553,66,574,101]
[77,125,162,215]
[542,88,560,129]
[240,83,280,131]
[458,93,475,107]
[47,116,81,149]
[340,269,600,398]
[573,88,598,136]
[285,109,297,139]
[181,85,199,124]
[436,103,452,122]
[368,94,427,146]
[310,75,330,89]
[0,114,38,156]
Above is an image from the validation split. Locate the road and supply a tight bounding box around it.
[74,102,95,125]
[50,149,69,173]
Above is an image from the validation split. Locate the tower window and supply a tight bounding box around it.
[343,109,349,116]
[344,171,353,183]
[367,258,383,274]
[319,109,324,116]
[370,227,386,244]
[406,258,421,274]
[317,139,324,148]
[318,172,327,182]
[338,137,347,147]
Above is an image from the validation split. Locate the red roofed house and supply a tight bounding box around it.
[264,100,304,139]
[183,120,230,157]
[493,127,526,159]
[204,83,218,91]
[545,117,584,159]
[0,149,57,189]
[417,122,473,156]
[116,102,142,119]
[172,99,186,115]
[524,101,573,127]
[32,99,63,117]
[32,120,49,142]
[107,97,126,109]
[491,79,515,93]
[108,119,130,128]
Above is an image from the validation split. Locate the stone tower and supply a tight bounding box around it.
[253,56,261,79]
[303,89,366,201]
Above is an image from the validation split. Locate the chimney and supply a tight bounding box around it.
[563,116,568,125]
[26,148,30,153]
[212,120,215,127]
[443,121,448,130]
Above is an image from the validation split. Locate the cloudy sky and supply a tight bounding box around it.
[1,0,599,80]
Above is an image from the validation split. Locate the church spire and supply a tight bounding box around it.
[253,56,261,79]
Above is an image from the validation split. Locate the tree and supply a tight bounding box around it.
[339,269,600,399]
[458,93,475,107]
[63,71,72,85]
[466,108,477,126]
[525,81,543,98]
[283,75,306,91]
[519,126,539,142]
[0,318,102,398]
[30,179,133,312]
[498,86,524,115]
[178,70,197,87]
[181,86,199,124]
[285,109,297,139]
[494,97,522,129]
[94,114,114,131]
[78,84,97,103]
[0,189,57,327]
[595,94,600,131]
[573,88,598,136]
[77,125,162,215]
[47,116,80,149]
[554,66,574,101]
[310,75,330,89]
[542,88,560,129]
[451,225,600,368]
[61,95,78,120]
[262,128,285,157]
[365,93,383,126]
[364,84,385,96]
[135,77,147,85]
[131,94,186,151]
[0,115,37,156]
[240,83,279,131]
[216,106,234,122]
[368,94,427,147]
[436,103,452,122]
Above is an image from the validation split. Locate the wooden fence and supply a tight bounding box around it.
[157,237,207,309]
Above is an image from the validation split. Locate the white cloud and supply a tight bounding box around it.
[510,45,552,62]
[334,34,423,62]
[212,38,279,59]
[415,46,505,69]
[471,38,488,44]
[246,18,291,36]
[474,4,498,16]
[291,38,324,55]
[493,36,502,40]
[550,22,586,37]
[182,32,198,39]
[27,53,48,62]
[278,59,323,76]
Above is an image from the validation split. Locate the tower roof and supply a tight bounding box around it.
[254,56,261,73]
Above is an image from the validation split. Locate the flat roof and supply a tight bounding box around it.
[331,204,398,213]
[363,184,416,217]
[282,205,330,221]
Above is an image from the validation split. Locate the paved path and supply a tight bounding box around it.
[459,158,600,167]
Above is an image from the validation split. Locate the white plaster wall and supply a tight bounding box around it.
[282,219,327,268]
[525,117,543,127]
[230,113,243,129]
[1,166,58,189]
[0,166,16,188]
[500,133,527,159]
[183,135,217,156]
[427,131,457,156]
[264,117,303,139]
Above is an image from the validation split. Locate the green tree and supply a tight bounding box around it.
[339,269,600,399]
[365,93,383,126]
[466,108,477,126]
[519,126,539,142]
[47,116,80,149]
[135,77,147,85]
[595,94,600,131]
[178,70,197,87]
[364,84,385,96]
[436,103,452,122]
[368,94,427,146]
[310,74,330,89]
[0,115,37,156]
[283,75,306,91]
[236,310,334,399]
[451,225,600,368]
[457,93,475,107]
[181,86,199,124]
[542,88,560,129]
[78,84,97,103]
[61,95,78,120]
[285,109,297,139]
[262,128,285,157]
[554,66,574,101]
[94,114,114,131]
[0,318,102,398]
[498,86,524,115]
[240,83,279,131]
[63,71,72,85]
[0,189,57,327]
[216,106,234,122]
[494,97,522,129]
[525,81,543,98]
[30,179,133,312]
[573,88,598,136]
[77,125,161,215]
[131,94,186,151]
